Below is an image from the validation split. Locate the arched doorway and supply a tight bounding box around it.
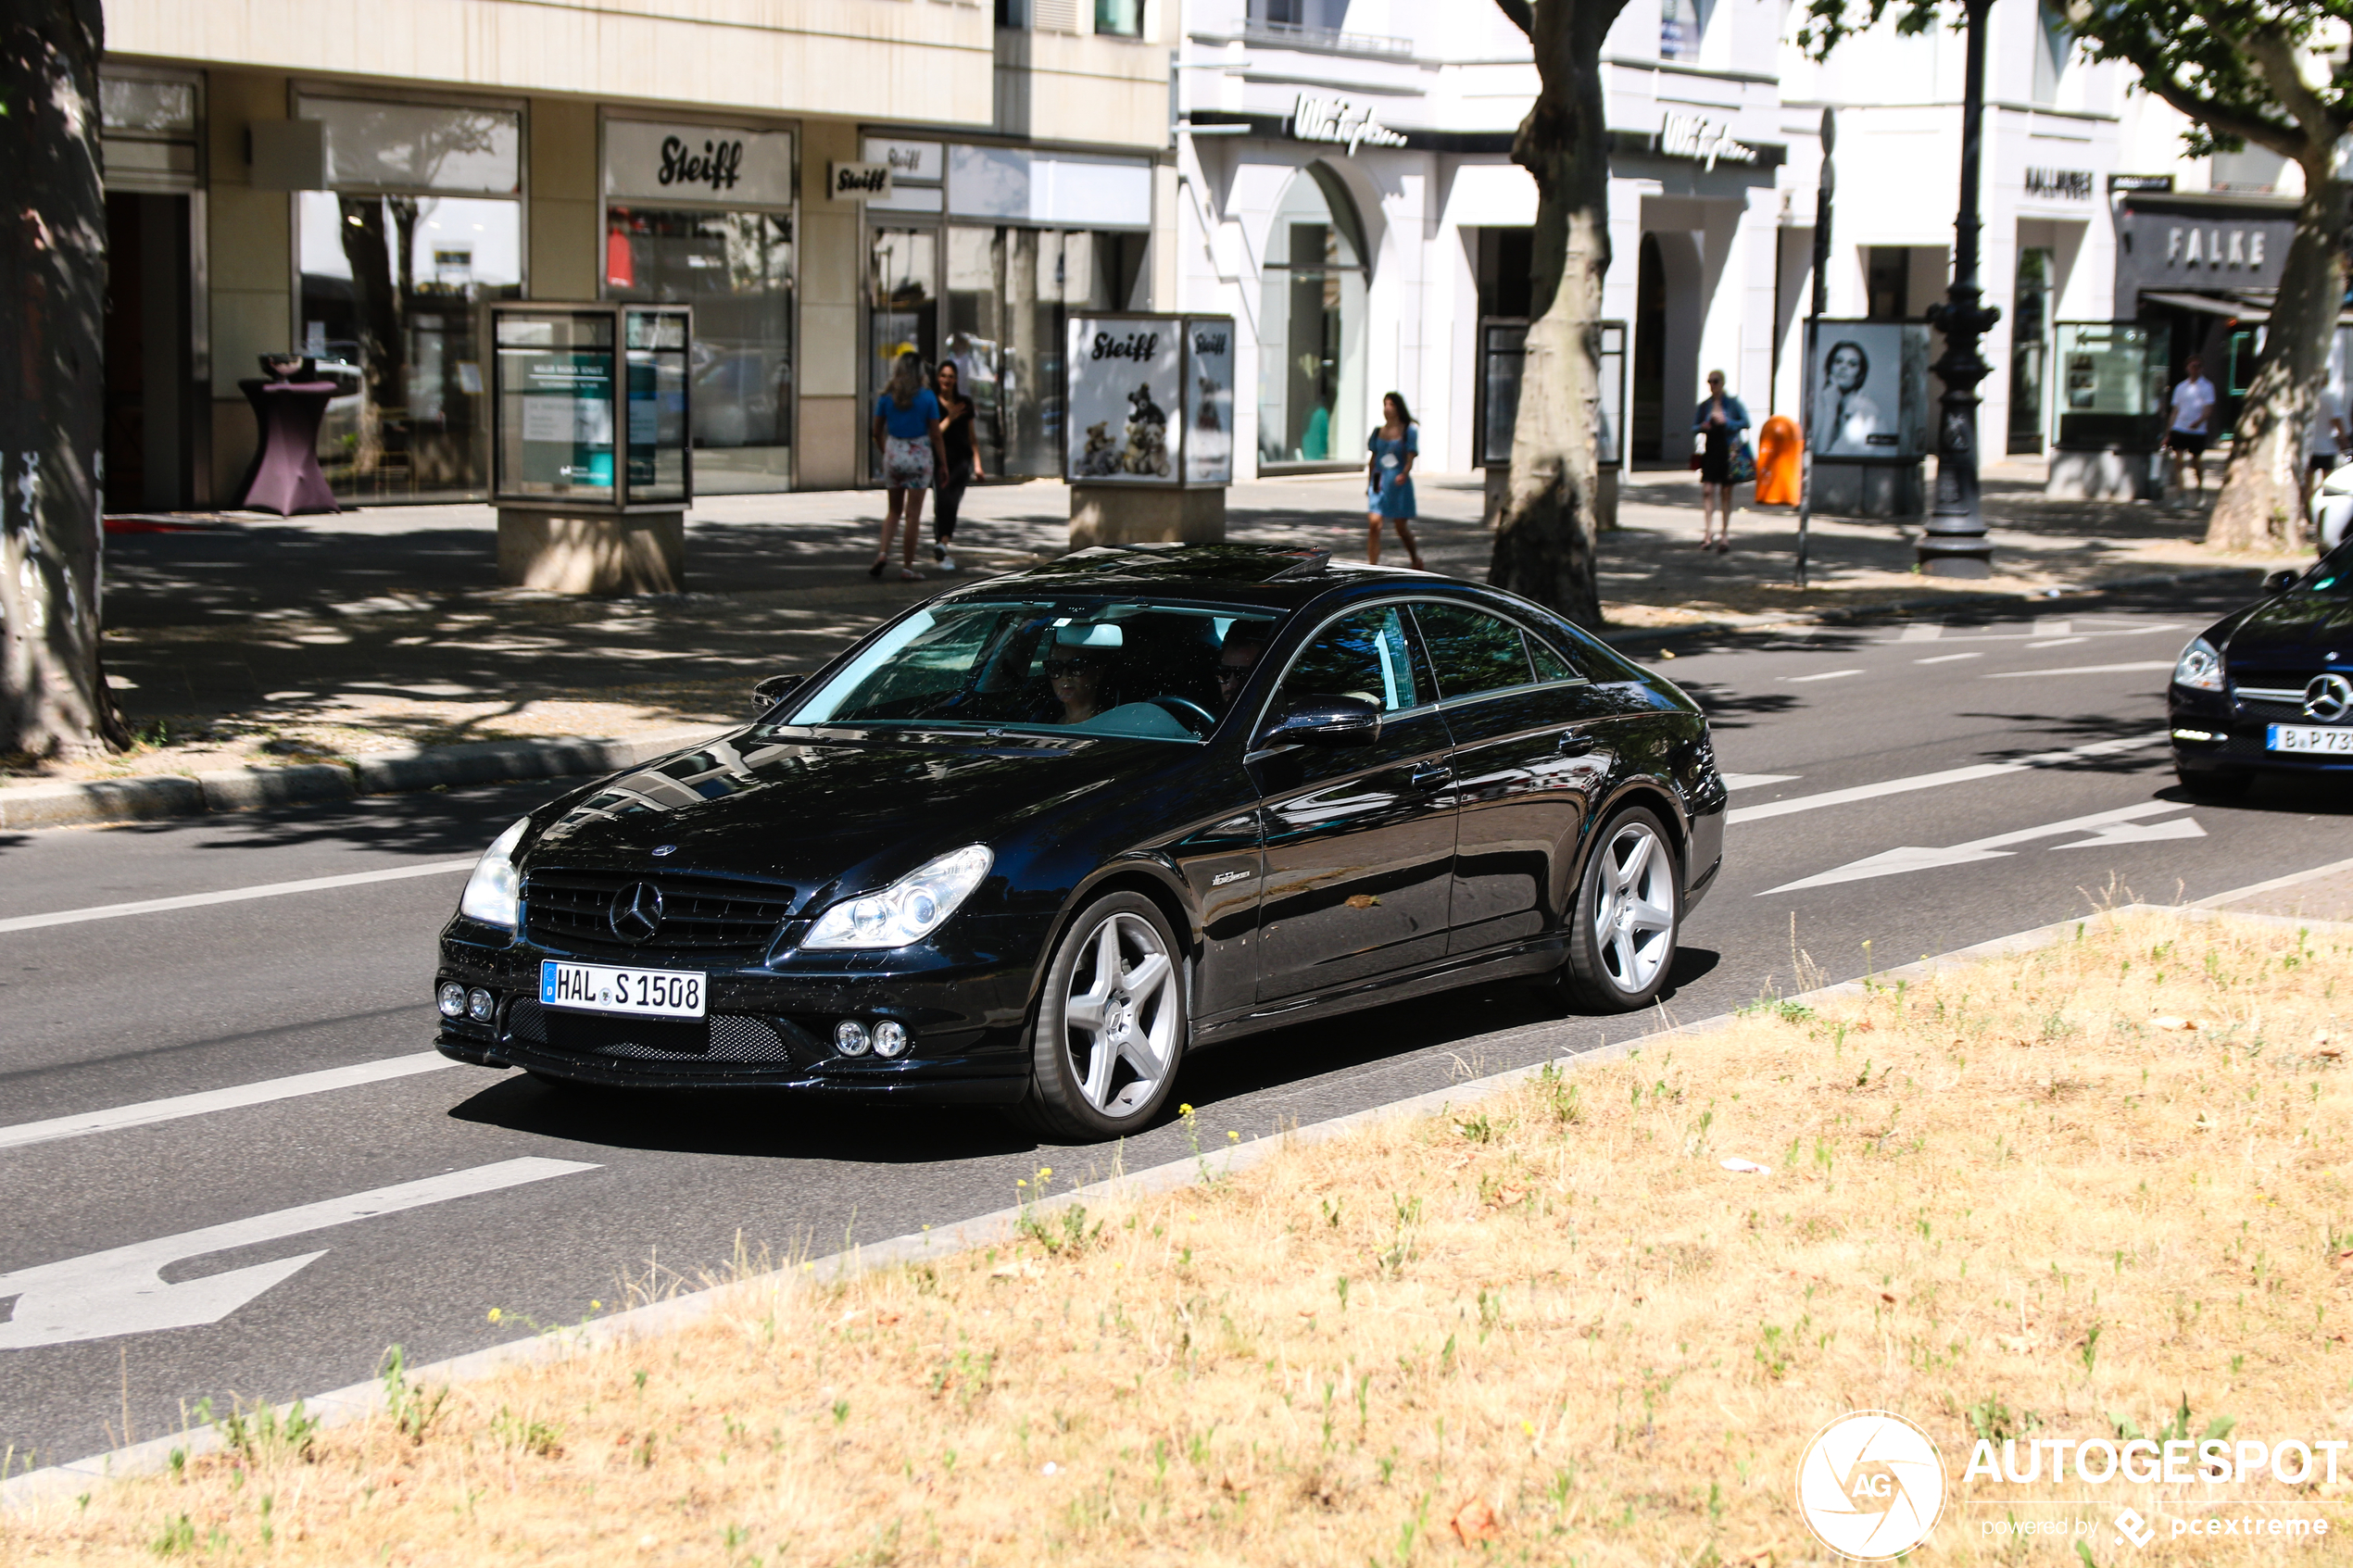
[1631,232,1667,464]
[1258,164,1368,466]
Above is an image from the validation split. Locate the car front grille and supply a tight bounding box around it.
[505,998,820,1065]
[522,868,797,960]
[2233,679,2316,721]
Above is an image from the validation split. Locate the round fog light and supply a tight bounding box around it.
[467,988,496,1022]
[437,982,467,1018]
[833,1019,872,1057]
[872,1021,910,1059]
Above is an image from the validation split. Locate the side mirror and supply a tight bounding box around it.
[1258,695,1382,748]
[2263,569,2300,595]
[752,673,806,711]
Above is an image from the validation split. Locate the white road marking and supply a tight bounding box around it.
[1915,652,1982,665]
[1759,801,2194,894]
[0,1159,596,1350]
[1726,732,2168,826]
[0,859,477,936]
[1898,623,1943,643]
[0,1054,461,1153]
[1783,669,1864,684]
[1984,660,2176,678]
[2051,815,2207,849]
[2025,636,2087,648]
[1719,773,1800,790]
[2033,618,2072,637]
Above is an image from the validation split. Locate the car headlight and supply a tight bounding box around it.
[2171,636,2225,693]
[459,818,530,928]
[804,845,993,950]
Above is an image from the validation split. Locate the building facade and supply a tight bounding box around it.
[96,0,1176,511]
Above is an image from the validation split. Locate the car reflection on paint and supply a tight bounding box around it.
[433,545,1728,1141]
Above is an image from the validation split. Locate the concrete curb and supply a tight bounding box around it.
[0,728,728,834]
[11,889,2347,1511]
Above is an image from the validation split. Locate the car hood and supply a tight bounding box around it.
[521,726,1184,901]
[2221,592,2353,671]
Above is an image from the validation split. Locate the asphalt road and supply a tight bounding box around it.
[6,582,2351,1470]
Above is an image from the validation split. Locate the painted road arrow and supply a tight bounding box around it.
[0,1158,596,1350]
[1760,800,2196,896]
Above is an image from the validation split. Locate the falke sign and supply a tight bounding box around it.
[828,162,894,202]
[604,120,795,208]
[1290,94,1408,155]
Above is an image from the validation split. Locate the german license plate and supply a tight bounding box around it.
[539,960,706,1019]
[2266,724,2353,755]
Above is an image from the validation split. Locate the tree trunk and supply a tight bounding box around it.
[1488,0,1624,629]
[338,196,406,483]
[2208,155,2348,552]
[0,0,126,759]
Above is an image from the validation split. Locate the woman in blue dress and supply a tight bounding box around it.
[1365,392,1426,569]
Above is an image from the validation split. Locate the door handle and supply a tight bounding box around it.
[1410,764,1451,790]
[1557,732,1597,758]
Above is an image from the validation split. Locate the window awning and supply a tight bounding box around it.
[2140,289,2353,326]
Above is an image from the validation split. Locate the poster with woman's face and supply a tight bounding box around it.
[1182,318,1235,485]
[1064,316,1183,484]
[1808,322,1926,458]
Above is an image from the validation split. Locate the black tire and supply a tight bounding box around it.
[1562,805,1682,1012]
[1013,891,1188,1142]
[2175,763,2253,799]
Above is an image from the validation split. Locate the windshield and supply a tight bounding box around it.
[771,596,1284,743]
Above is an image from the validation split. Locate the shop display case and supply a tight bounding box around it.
[1477,319,1627,470]
[489,302,692,593]
[2055,320,2171,451]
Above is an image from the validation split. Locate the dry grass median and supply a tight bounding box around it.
[9,907,2353,1565]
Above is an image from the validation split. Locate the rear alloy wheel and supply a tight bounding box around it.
[1017,892,1187,1141]
[1562,806,1681,1012]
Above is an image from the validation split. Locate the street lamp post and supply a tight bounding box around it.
[1919,0,2001,577]
[1795,107,1834,588]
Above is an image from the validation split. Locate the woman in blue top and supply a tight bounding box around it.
[1692,370,1751,554]
[1365,392,1426,569]
[868,351,947,581]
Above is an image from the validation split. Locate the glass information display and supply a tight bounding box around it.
[1063,313,1238,488]
[2056,320,2171,448]
[492,303,691,509]
[1478,320,1627,469]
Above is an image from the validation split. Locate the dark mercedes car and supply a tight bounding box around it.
[2171,542,2353,797]
[434,546,1727,1139]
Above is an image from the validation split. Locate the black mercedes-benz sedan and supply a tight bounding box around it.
[2171,540,2353,797]
[434,545,1727,1139]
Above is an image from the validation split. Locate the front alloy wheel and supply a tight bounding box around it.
[1018,892,1186,1140]
[1563,806,1680,1011]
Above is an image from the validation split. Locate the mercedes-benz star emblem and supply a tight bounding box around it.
[610,882,665,943]
[2303,672,2353,723]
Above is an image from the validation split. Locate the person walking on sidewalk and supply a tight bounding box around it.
[1365,392,1425,569]
[2165,355,2218,505]
[870,351,946,581]
[1693,370,1750,553]
[930,359,985,572]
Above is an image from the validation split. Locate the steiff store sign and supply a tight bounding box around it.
[604,120,796,208]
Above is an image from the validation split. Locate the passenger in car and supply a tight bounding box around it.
[1047,646,1118,725]
[1214,627,1270,713]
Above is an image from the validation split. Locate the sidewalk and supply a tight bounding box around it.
[13,462,2299,801]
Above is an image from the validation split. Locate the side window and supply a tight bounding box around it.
[1527,633,1582,684]
[1274,607,1430,715]
[1415,602,1533,700]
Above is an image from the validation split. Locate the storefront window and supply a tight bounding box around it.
[607,207,794,493]
[941,226,1143,478]
[871,228,939,398]
[1257,166,1366,467]
[296,95,523,502]
[1094,0,1144,36]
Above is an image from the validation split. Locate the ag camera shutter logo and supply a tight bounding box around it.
[1795,1411,1946,1560]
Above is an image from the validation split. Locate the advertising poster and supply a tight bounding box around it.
[1182,317,1236,486]
[1065,316,1184,484]
[1806,321,1930,458]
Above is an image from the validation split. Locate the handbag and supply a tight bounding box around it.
[1730,436,1757,484]
[1687,432,1707,472]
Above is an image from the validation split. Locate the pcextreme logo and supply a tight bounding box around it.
[1795,1411,1948,1560]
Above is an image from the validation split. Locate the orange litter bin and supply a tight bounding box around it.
[1755,414,1802,506]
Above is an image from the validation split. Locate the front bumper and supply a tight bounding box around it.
[2169,688,2353,776]
[434,916,1040,1102]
